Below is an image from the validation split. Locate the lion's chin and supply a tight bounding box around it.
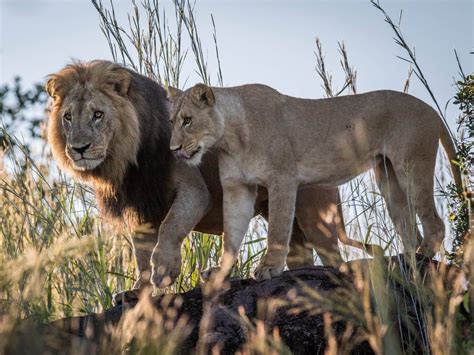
[70,157,105,171]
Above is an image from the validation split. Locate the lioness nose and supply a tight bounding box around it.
[170,144,182,152]
[71,143,91,155]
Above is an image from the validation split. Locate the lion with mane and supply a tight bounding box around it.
[46,60,368,299]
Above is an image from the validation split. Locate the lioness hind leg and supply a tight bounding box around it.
[390,156,444,258]
[374,157,423,254]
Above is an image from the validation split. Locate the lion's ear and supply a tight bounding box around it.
[105,67,131,96]
[45,77,56,98]
[45,75,68,101]
[166,86,183,103]
[191,84,215,107]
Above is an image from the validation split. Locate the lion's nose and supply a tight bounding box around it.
[170,144,182,152]
[71,143,91,155]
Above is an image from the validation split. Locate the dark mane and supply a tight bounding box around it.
[97,71,173,228]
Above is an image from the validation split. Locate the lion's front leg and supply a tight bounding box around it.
[254,179,298,281]
[133,233,156,287]
[113,232,156,305]
[150,229,182,288]
[151,163,211,288]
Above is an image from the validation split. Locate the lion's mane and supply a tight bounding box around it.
[47,60,172,228]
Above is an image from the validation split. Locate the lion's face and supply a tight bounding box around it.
[58,87,119,171]
[168,84,223,166]
[46,61,140,189]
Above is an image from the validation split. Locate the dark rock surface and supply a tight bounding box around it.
[8,255,441,354]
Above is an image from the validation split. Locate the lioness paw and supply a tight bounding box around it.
[253,263,285,281]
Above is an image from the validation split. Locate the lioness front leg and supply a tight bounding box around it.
[254,180,298,281]
[202,181,257,281]
[151,163,211,287]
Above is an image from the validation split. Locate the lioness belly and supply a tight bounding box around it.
[297,157,374,187]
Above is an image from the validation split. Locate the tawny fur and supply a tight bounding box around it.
[46,61,356,296]
[47,61,140,198]
[169,84,461,281]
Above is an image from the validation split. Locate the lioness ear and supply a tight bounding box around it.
[191,83,215,107]
[166,86,184,103]
[105,67,131,96]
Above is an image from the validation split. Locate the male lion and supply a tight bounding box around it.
[168,83,461,280]
[45,60,369,298]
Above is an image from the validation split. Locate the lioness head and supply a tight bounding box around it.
[168,84,223,166]
[46,60,140,190]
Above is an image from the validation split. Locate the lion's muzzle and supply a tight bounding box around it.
[66,142,106,170]
[70,143,91,155]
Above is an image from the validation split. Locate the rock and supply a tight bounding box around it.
[7,255,445,354]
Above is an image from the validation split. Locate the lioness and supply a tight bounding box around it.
[169,84,461,280]
[45,60,365,298]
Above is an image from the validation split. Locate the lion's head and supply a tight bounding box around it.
[168,84,224,166]
[46,60,140,192]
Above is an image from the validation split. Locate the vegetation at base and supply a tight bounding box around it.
[446,68,473,266]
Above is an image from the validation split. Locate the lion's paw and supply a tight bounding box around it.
[253,263,285,281]
[200,267,222,282]
[151,262,180,288]
[113,288,152,306]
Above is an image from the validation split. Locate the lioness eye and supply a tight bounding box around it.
[182,117,192,127]
[63,113,72,121]
[93,111,104,121]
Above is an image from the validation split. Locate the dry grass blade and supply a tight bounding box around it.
[370,0,454,140]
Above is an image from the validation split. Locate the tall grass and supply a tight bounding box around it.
[0,0,259,326]
[0,0,471,354]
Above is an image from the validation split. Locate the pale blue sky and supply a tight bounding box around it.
[1,0,472,129]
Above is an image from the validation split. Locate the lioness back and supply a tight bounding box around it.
[210,87,441,186]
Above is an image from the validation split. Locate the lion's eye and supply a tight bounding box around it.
[63,113,72,121]
[93,111,104,121]
[182,117,192,127]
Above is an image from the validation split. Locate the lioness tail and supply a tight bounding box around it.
[439,122,463,190]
